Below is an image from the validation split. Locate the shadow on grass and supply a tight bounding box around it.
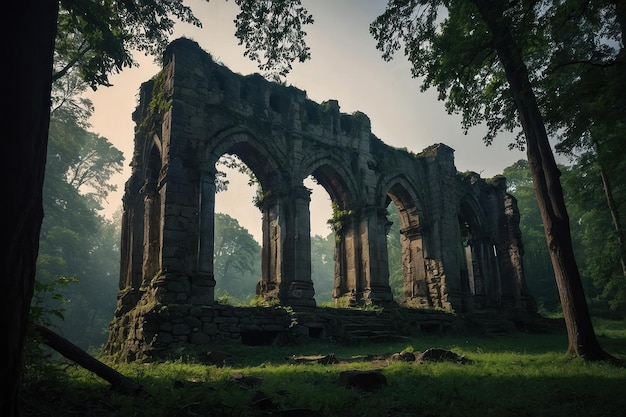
[23,326,626,417]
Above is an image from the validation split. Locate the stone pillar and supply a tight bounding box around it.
[114,192,145,317]
[332,211,360,302]
[120,192,144,291]
[421,143,462,311]
[193,168,217,305]
[280,185,315,307]
[119,202,132,289]
[332,235,346,299]
[504,193,536,312]
[257,192,282,302]
[400,225,431,307]
[359,206,393,303]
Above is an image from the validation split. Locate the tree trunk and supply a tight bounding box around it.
[34,325,146,396]
[471,0,610,360]
[1,2,59,416]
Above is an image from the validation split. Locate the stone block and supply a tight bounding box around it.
[202,322,218,335]
[172,323,191,335]
[189,332,212,345]
[184,316,202,329]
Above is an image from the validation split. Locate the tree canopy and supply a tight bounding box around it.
[55,0,313,87]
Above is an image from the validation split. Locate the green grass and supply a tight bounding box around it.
[22,321,626,417]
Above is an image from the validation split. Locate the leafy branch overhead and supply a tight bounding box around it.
[56,0,201,88]
[56,0,313,89]
[231,0,314,79]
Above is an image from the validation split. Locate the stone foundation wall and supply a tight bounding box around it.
[107,302,293,361]
[106,301,459,362]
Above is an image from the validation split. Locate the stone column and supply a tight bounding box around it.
[360,206,393,303]
[114,192,145,316]
[503,194,528,307]
[194,168,217,305]
[120,192,144,291]
[332,234,347,299]
[503,193,529,310]
[400,225,431,307]
[257,192,281,302]
[280,185,315,307]
[332,211,360,303]
[119,200,131,290]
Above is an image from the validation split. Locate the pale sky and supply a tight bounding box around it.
[85,0,526,242]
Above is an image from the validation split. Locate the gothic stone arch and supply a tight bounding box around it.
[105,38,534,360]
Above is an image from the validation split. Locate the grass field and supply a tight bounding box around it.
[22,319,626,417]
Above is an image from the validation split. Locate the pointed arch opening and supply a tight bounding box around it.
[457,198,496,311]
[140,140,163,287]
[384,181,431,308]
[213,153,262,305]
[306,162,358,306]
[304,175,334,304]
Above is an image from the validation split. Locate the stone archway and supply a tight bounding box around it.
[383,179,432,308]
[105,38,535,360]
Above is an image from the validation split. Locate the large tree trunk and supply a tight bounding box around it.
[1,2,59,416]
[471,0,610,360]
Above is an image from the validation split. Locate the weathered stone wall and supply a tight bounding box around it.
[106,303,292,361]
[106,301,458,362]
[105,38,535,362]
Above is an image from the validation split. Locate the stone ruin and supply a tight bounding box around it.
[105,38,536,362]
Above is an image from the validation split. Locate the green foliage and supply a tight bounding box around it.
[215,288,249,306]
[327,201,353,236]
[280,305,298,328]
[232,0,314,79]
[30,276,79,328]
[386,207,403,300]
[55,0,201,88]
[320,295,351,309]
[213,213,261,301]
[215,153,260,193]
[310,232,335,303]
[34,82,123,350]
[147,71,172,114]
[54,0,313,91]
[540,0,625,159]
[562,162,626,315]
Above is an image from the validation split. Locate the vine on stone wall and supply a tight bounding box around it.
[148,71,172,113]
[327,201,352,243]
